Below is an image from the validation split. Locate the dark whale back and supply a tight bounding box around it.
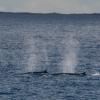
[51,72,86,76]
[19,71,86,76]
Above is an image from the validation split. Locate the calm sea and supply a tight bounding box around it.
[0,13,100,100]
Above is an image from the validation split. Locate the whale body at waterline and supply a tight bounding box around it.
[51,72,86,76]
[19,70,86,76]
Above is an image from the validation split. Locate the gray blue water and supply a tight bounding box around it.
[0,13,100,100]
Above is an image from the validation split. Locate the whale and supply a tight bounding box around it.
[19,70,48,75]
[51,72,86,76]
[19,70,86,76]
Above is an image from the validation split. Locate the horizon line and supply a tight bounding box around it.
[0,11,100,15]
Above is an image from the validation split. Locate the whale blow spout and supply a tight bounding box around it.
[62,34,79,73]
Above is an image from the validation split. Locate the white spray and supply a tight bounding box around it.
[24,36,38,72]
[62,34,79,73]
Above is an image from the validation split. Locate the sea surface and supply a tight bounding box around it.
[0,13,100,100]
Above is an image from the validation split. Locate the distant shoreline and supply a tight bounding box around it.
[0,11,100,15]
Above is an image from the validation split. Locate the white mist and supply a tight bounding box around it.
[62,34,79,73]
[25,36,38,72]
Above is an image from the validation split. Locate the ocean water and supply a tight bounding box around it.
[0,13,100,100]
